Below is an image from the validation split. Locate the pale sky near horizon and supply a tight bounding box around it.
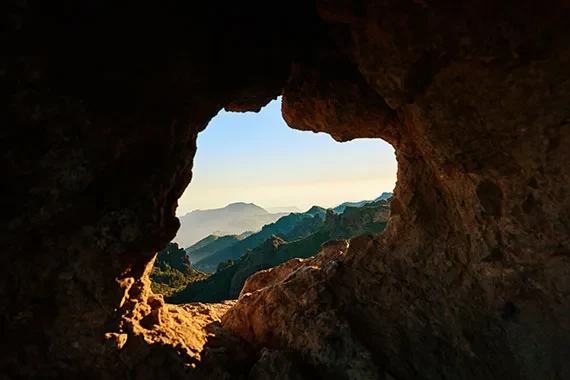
[176,98,397,216]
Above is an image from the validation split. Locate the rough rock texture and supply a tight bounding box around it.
[1,1,315,378]
[110,259,239,379]
[226,2,570,379]
[226,240,382,379]
[2,0,570,379]
[239,258,307,297]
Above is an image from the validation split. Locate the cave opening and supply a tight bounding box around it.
[5,1,570,378]
[149,97,397,303]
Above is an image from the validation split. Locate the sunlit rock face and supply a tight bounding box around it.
[2,0,569,379]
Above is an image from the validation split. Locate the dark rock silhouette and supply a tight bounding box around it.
[2,1,569,379]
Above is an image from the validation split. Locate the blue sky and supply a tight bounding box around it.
[176,98,396,215]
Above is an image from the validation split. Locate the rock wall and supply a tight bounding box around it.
[227,1,570,379]
[1,1,314,377]
[2,0,569,379]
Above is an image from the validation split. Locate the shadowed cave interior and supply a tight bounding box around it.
[2,1,570,379]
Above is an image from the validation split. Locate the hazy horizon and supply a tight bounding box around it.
[176,98,396,216]
[178,188,394,216]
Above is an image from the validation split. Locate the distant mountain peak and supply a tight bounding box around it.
[375,192,393,201]
[225,202,262,209]
[306,205,326,215]
[226,201,253,206]
[187,202,266,214]
[175,202,279,247]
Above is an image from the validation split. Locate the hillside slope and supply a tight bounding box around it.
[333,192,392,213]
[193,206,327,273]
[169,200,390,303]
[375,192,393,202]
[150,243,210,297]
[187,234,244,264]
[185,235,219,252]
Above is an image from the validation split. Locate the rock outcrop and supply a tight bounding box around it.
[150,242,209,297]
[153,242,192,274]
[2,1,569,379]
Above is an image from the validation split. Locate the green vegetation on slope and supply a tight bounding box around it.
[186,234,220,252]
[193,207,327,273]
[284,213,324,240]
[168,201,390,304]
[186,234,244,265]
[150,242,210,297]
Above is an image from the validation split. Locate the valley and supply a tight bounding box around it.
[152,194,392,303]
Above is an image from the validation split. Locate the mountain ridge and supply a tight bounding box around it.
[333,191,392,213]
[168,200,391,304]
[179,195,392,271]
[175,202,286,247]
[193,207,327,273]
[187,234,245,265]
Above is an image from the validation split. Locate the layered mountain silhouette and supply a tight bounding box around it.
[186,234,244,265]
[191,206,327,273]
[175,193,393,272]
[152,193,393,300]
[167,200,391,304]
[174,202,287,247]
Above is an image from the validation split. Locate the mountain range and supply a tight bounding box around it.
[168,199,391,304]
[174,202,287,247]
[175,193,392,248]
[153,193,393,301]
[189,205,327,273]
